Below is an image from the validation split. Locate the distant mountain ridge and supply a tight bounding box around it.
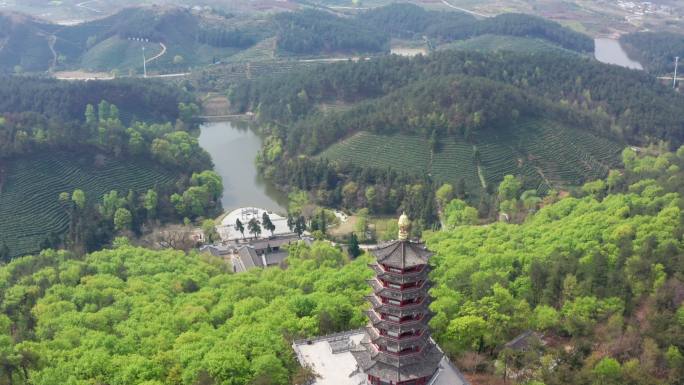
[0,6,265,73]
[0,4,593,74]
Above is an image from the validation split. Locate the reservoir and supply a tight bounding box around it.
[198,121,288,214]
[594,37,643,70]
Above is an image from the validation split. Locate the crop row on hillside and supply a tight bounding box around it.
[438,34,578,55]
[0,151,176,257]
[513,120,623,187]
[319,119,623,198]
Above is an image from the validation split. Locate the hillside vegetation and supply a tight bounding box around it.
[0,152,175,258]
[0,76,188,124]
[319,119,622,198]
[233,50,684,147]
[424,145,684,384]
[621,32,684,74]
[0,241,371,385]
[1,147,683,385]
[230,49,683,225]
[0,7,265,73]
[439,34,579,55]
[0,13,58,72]
[0,3,592,73]
[0,78,220,260]
[273,4,593,55]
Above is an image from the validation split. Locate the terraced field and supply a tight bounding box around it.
[0,151,176,258]
[319,132,484,196]
[439,35,578,55]
[320,132,431,176]
[319,119,623,198]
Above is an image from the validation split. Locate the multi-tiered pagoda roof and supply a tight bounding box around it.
[352,213,443,385]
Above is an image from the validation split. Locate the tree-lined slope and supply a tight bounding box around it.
[0,3,592,73]
[621,32,684,74]
[2,147,684,385]
[0,242,371,385]
[424,146,684,384]
[0,7,265,73]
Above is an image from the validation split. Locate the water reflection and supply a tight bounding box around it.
[198,121,288,214]
[594,38,643,70]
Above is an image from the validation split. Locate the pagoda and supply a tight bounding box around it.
[352,213,443,385]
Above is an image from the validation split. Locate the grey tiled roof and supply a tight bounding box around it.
[351,334,443,382]
[199,244,234,256]
[265,251,288,266]
[249,234,300,251]
[234,246,263,272]
[370,240,433,269]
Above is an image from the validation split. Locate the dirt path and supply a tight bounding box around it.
[440,0,491,18]
[47,35,57,71]
[145,42,166,64]
[76,0,102,13]
[473,145,487,189]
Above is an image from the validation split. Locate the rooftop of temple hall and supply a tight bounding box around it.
[292,330,469,385]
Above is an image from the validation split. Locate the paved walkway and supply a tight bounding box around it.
[218,207,290,241]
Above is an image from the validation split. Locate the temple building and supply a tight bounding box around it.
[351,213,443,385]
[292,214,468,385]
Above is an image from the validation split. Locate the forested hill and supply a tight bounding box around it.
[230,49,683,227]
[0,241,373,385]
[1,147,683,385]
[0,77,218,260]
[0,77,190,124]
[283,75,607,155]
[231,50,684,148]
[0,7,265,73]
[361,4,593,52]
[621,32,684,74]
[0,13,58,72]
[273,4,593,55]
[0,3,590,72]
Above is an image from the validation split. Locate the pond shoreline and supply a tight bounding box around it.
[594,37,643,70]
[198,121,288,215]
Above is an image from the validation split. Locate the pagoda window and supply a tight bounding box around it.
[400,330,419,338]
[399,346,421,354]
[389,282,401,289]
[403,297,423,306]
[387,330,400,338]
[388,315,400,322]
[389,299,401,306]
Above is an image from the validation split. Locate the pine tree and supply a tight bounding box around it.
[248,218,262,239]
[348,233,361,258]
[295,216,306,237]
[235,218,245,240]
[262,212,276,237]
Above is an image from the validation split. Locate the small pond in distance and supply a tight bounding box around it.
[594,38,643,70]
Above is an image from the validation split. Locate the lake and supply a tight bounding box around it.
[594,38,643,70]
[198,121,288,214]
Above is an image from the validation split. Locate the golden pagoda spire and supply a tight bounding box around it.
[398,212,410,241]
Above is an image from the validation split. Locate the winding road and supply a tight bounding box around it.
[145,42,167,64]
[76,0,102,13]
[440,0,490,18]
